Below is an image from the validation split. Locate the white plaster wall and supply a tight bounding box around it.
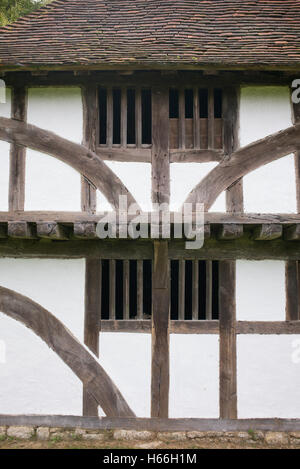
[0,88,11,211]
[26,87,82,211]
[99,333,151,417]
[236,260,285,321]
[240,86,296,213]
[238,335,300,418]
[170,163,226,212]
[0,259,85,414]
[97,162,152,212]
[169,334,219,418]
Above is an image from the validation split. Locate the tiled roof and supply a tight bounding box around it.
[0,0,300,69]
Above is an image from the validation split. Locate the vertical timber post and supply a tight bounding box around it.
[151,240,170,418]
[286,87,300,320]
[151,86,170,417]
[9,86,27,211]
[81,85,97,213]
[83,259,102,416]
[219,86,240,419]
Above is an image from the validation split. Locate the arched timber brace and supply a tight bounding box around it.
[9,86,27,211]
[0,117,139,210]
[0,286,135,418]
[184,123,300,210]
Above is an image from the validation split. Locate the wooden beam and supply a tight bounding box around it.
[1,211,300,225]
[223,87,243,214]
[151,87,170,205]
[81,85,97,213]
[151,241,170,418]
[36,222,69,240]
[73,222,97,239]
[170,148,223,163]
[83,259,102,416]
[237,321,300,335]
[185,123,300,210]
[286,261,299,321]
[7,221,36,239]
[192,260,199,320]
[253,224,283,241]
[285,224,300,241]
[219,261,237,420]
[208,88,214,149]
[0,117,139,210]
[96,146,151,162]
[123,260,130,320]
[218,224,243,240]
[0,286,135,417]
[109,260,116,320]
[137,260,143,319]
[9,86,27,211]
[178,260,185,320]
[2,414,300,432]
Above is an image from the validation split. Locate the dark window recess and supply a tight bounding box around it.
[113,88,121,145]
[101,259,110,319]
[214,88,222,118]
[169,89,179,118]
[170,260,219,320]
[185,89,194,119]
[100,259,219,321]
[99,88,107,144]
[143,260,152,317]
[127,89,136,144]
[142,89,152,144]
[199,88,208,118]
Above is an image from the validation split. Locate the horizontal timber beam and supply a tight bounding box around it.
[99,320,300,335]
[1,415,300,432]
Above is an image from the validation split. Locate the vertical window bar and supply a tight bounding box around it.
[192,260,199,320]
[208,88,214,149]
[121,87,127,148]
[109,259,116,319]
[123,260,130,319]
[193,87,200,149]
[135,87,142,147]
[107,87,113,147]
[206,260,213,319]
[137,260,143,319]
[179,88,185,149]
[178,260,185,320]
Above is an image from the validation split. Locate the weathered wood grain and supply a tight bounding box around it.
[286,261,299,321]
[81,85,97,213]
[219,261,237,419]
[83,259,102,416]
[0,117,139,210]
[0,287,135,417]
[185,123,300,210]
[151,241,170,418]
[151,87,170,205]
[9,86,27,211]
[1,414,300,432]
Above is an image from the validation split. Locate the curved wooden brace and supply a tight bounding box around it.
[0,117,139,210]
[184,123,300,210]
[0,286,135,418]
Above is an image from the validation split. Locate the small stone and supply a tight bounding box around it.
[36,427,50,441]
[290,432,300,439]
[157,432,187,441]
[0,427,6,436]
[265,432,289,446]
[114,430,155,441]
[236,432,251,440]
[187,431,207,439]
[135,441,162,449]
[74,428,87,436]
[82,433,106,441]
[7,426,34,439]
[50,427,63,434]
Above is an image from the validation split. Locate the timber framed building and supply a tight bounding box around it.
[0,0,300,431]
